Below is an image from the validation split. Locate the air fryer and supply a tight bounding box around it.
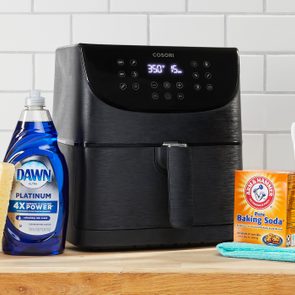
[53,44,242,249]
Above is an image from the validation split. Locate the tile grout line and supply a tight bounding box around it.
[108,0,111,13]
[242,91,295,94]
[0,51,55,54]
[263,133,267,169]
[244,131,292,134]
[0,90,53,93]
[263,0,267,13]
[0,12,295,15]
[147,14,150,45]
[238,52,295,55]
[70,14,73,44]
[32,54,35,90]
[224,15,227,47]
[263,54,267,91]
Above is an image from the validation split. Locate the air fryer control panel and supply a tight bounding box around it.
[81,44,239,112]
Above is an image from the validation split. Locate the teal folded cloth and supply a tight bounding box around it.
[216,242,295,262]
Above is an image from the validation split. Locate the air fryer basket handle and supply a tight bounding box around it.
[166,145,194,228]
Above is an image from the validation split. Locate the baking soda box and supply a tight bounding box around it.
[234,170,295,247]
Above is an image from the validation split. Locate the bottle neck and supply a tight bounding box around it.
[20,106,52,122]
[25,105,44,111]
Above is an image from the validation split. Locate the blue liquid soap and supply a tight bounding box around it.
[2,90,68,255]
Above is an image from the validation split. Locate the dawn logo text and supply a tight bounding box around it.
[16,160,52,189]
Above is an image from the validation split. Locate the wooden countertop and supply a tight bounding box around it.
[0,245,294,294]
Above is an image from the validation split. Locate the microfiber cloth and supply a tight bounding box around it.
[216,242,295,262]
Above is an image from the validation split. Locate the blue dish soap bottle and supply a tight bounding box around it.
[2,90,68,255]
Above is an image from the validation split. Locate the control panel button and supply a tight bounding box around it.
[177,93,184,100]
[176,82,184,89]
[151,81,158,89]
[190,60,198,68]
[205,72,212,79]
[192,72,200,79]
[206,84,214,91]
[194,84,202,91]
[119,83,127,91]
[163,81,171,89]
[152,92,159,101]
[117,59,125,66]
[118,70,126,78]
[132,82,140,91]
[131,71,139,78]
[164,92,172,100]
[130,59,137,66]
[203,61,211,68]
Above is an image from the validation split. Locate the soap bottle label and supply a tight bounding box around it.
[7,156,59,236]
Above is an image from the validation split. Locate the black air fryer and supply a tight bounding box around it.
[53,44,242,249]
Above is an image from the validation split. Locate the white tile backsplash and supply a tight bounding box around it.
[110,0,185,12]
[34,0,108,12]
[0,0,31,12]
[266,134,295,170]
[0,1,294,170]
[0,92,53,131]
[0,131,12,161]
[266,55,295,92]
[241,94,295,132]
[228,16,295,52]
[266,0,295,12]
[35,54,55,91]
[0,54,32,90]
[73,15,147,45]
[150,16,224,46]
[45,92,54,114]
[188,0,263,13]
[240,55,264,92]
[0,93,24,130]
[242,134,264,169]
[0,15,70,52]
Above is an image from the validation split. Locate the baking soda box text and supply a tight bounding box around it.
[234,170,295,247]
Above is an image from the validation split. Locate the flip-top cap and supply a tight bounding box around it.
[25,90,45,107]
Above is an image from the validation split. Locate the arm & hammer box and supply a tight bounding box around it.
[234,170,295,247]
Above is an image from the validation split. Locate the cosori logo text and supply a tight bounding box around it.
[16,160,52,189]
[152,52,175,58]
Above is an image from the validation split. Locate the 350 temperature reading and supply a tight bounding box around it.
[147,64,183,75]
[147,64,166,74]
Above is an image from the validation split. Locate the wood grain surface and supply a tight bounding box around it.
[0,246,294,294]
[1,273,295,295]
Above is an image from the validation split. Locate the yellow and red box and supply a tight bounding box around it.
[234,170,295,247]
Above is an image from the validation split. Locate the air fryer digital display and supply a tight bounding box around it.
[81,44,239,112]
[147,63,184,75]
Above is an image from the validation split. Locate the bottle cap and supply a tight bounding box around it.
[25,90,45,107]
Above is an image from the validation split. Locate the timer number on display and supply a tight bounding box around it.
[147,64,183,75]
[170,64,183,74]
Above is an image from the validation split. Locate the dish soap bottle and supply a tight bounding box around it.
[2,90,68,255]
